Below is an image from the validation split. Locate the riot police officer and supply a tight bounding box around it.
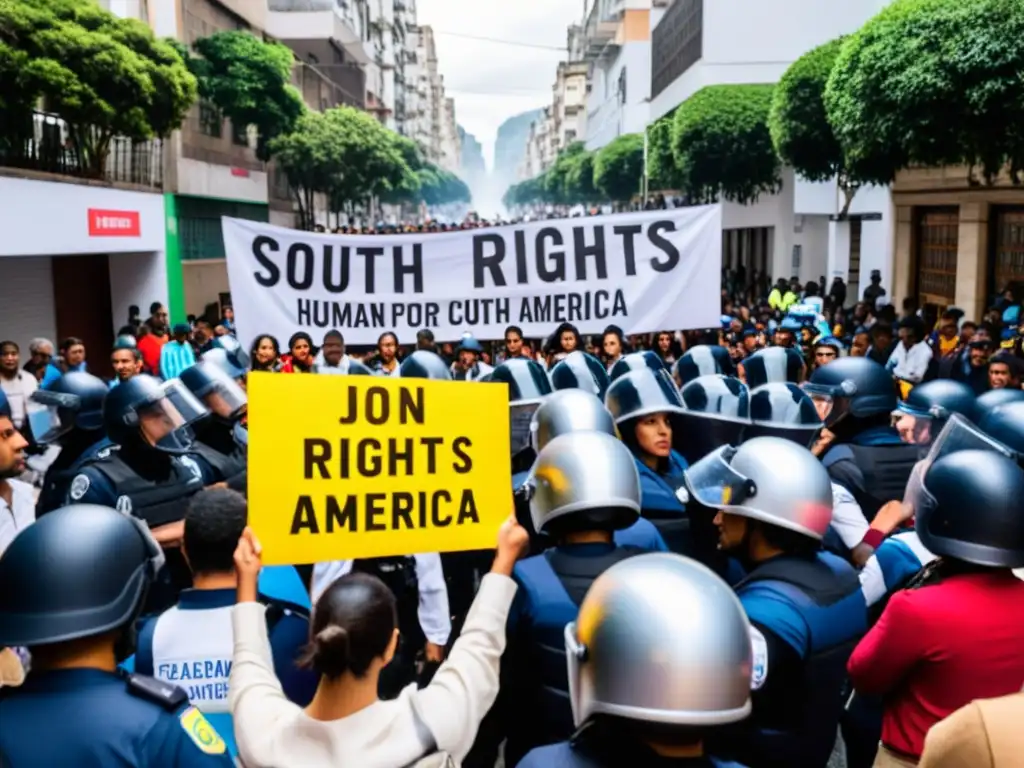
[672,344,734,387]
[740,346,806,388]
[549,350,611,400]
[0,504,233,766]
[891,378,976,446]
[686,437,866,768]
[804,357,919,526]
[203,335,250,388]
[676,374,751,465]
[67,374,212,612]
[179,362,247,488]
[605,366,690,553]
[29,371,109,516]
[526,388,668,554]
[474,431,649,767]
[518,553,752,767]
[608,349,668,381]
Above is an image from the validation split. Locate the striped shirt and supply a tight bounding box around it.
[159,341,196,381]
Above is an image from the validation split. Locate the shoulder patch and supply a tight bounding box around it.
[97,447,113,460]
[179,706,227,756]
[749,626,769,690]
[69,474,90,501]
[179,456,203,482]
[115,495,133,515]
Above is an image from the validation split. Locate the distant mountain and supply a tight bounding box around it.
[493,108,543,187]
[457,124,486,180]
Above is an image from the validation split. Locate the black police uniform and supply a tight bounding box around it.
[0,670,233,767]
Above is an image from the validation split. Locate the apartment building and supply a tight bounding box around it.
[440,97,461,173]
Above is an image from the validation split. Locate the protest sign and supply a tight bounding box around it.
[247,372,512,565]
[222,207,722,346]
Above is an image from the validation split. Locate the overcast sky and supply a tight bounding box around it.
[417,0,585,169]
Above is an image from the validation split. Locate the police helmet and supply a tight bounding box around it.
[457,334,484,354]
[0,504,164,647]
[179,361,247,422]
[103,374,208,453]
[608,350,668,382]
[0,389,10,420]
[566,553,752,728]
[209,334,250,379]
[745,382,823,449]
[550,351,612,400]
[673,345,733,387]
[803,356,896,426]
[528,431,641,535]
[893,379,975,444]
[399,350,452,380]
[916,450,1024,568]
[530,389,616,453]
[490,358,553,406]
[977,400,1024,456]
[605,367,684,425]
[973,387,1024,423]
[28,371,108,444]
[676,375,750,465]
[685,437,833,540]
[742,347,806,389]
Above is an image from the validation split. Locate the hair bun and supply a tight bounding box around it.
[310,625,350,677]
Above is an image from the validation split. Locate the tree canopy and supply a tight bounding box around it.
[825,0,1024,186]
[593,132,644,202]
[672,84,781,205]
[187,30,304,161]
[0,0,197,174]
[647,113,681,191]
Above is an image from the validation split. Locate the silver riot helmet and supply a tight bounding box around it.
[676,374,751,465]
[684,436,833,540]
[527,431,641,536]
[530,389,616,453]
[744,382,823,449]
[604,366,685,425]
[566,553,752,729]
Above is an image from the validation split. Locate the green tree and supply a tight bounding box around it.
[564,150,597,203]
[378,134,423,205]
[0,0,197,175]
[545,141,586,204]
[825,0,1024,186]
[191,30,304,161]
[594,133,644,203]
[672,84,781,205]
[647,113,681,190]
[267,110,344,229]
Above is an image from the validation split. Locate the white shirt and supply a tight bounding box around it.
[314,352,354,375]
[830,482,868,549]
[887,340,933,383]
[0,479,35,556]
[311,553,451,646]
[0,372,37,431]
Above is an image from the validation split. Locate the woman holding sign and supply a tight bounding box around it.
[228,516,530,768]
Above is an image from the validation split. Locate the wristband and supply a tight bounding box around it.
[860,528,886,550]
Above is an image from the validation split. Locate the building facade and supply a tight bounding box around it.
[647,0,895,296]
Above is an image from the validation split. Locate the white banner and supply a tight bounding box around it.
[221,207,722,346]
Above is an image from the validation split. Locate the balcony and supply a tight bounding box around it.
[0,110,163,189]
[267,0,371,65]
[583,0,623,61]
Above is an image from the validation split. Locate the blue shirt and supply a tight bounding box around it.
[40,361,87,388]
[0,668,233,767]
[160,341,196,381]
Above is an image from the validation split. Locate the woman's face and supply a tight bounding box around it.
[292,339,311,362]
[560,330,577,352]
[635,412,672,459]
[603,334,621,359]
[256,338,277,364]
[379,336,397,361]
[658,333,672,353]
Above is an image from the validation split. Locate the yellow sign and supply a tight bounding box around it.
[248,372,512,565]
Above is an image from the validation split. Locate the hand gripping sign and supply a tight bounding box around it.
[247,372,512,565]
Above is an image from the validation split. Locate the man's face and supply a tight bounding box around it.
[65,344,86,367]
[30,345,53,368]
[899,327,916,349]
[939,321,957,340]
[0,345,18,375]
[873,331,893,350]
[322,338,344,366]
[111,349,138,381]
[152,307,169,329]
[379,337,397,361]
[989,362,1015,390]
[505,333,522,356]
[774,330,795,348]
[0,417,28,478]
[713,510,748,553]
[458,350,477,368]
[970,345,991,368]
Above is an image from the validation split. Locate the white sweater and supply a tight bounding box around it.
[229,573,517,768]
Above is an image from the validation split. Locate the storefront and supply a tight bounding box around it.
[0,175,168,374]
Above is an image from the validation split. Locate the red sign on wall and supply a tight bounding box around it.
[88,209,141,237]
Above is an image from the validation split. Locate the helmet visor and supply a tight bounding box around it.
[511,402,539,457]
[204,376,248,421]
[683,445,756,510]
[890,410,936,446]
[216,336,251,378]
[139,380,208,452]
[26,402,69,445]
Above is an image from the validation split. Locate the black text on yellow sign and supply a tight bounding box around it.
[248,372,512,565]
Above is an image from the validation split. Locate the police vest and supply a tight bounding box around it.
[190,440,246,483]
[735,552,867,768]
[81,450,204,527]
[824,441,920,522]
[351,557,421,646]
[509,546,643,763]
[635,454,690,554]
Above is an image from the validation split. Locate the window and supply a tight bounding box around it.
[199,101,221,138]
[231,121,248,147]
[651,0,703,99]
